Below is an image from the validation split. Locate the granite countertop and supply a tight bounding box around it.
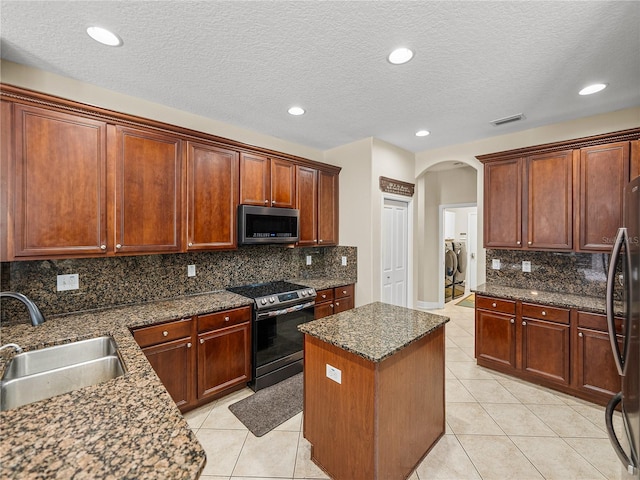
[299,302,449,363]
[473,283,624,316]
[289,277,355,291]
[0,290,253,480]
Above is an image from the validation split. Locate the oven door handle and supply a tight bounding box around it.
[256,301,316,320]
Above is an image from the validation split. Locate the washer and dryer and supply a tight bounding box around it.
[445,240,467,302]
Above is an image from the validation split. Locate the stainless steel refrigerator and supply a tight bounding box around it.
[606,175,640,478]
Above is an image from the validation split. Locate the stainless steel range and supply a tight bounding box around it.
[227,280,316,390]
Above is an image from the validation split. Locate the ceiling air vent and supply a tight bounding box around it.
[490,113,525,126]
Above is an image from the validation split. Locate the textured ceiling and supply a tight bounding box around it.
[1,1,639,153]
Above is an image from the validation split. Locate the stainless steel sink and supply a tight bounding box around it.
[1,336,126,411]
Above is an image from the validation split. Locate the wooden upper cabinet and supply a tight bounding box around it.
[525,150,573,250]
[483,158,522,248]
[13,104,108,258]
[114,126,183,253]
[296,165,318,245]
[186,142,239,250]
[318,170,339,246]
[632,140,640,180]
[239,152,270,206]
[577,142,630,251]
[270,158,296,208]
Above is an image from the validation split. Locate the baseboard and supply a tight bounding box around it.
[416,300,442,311]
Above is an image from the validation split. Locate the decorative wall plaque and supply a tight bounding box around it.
[379,176,415,197]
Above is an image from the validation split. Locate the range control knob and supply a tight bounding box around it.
[261,298,267,305]
[301,290,307,296]
[269,296,276,303]
[308,289,314,295]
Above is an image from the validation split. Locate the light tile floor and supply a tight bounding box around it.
[184,300,626,480]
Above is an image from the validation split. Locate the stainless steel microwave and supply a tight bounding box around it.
[238,205,299,245]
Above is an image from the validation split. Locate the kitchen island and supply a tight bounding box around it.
[298,302,449,480]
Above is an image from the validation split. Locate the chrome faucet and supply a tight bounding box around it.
[0,292,45,326]
[0,343,23,354]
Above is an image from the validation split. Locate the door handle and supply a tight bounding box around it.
[607,228,628,376]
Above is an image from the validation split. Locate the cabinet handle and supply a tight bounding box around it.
[522,321,527,326]
[188,242,193,247]
[100,245,106,250]
[116,244,122,249]
[163,331,168,337]
[510,318,515,324]
[492,302,497,308]
[200,338,204,344]
[224,316,230,322]
[187,342,192,348]
[541,311,546,316]
[578,332,583,338]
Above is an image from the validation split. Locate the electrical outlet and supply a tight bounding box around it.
[522,261,531,273]
[187,264,196,277]
[57,274,79,291]
[326,364,342,384]
[492,259,501,270]
[341,256,347,266]
[306,255,312,266]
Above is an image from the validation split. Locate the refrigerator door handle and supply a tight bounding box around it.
[607,227,628,376]
[606,392,637,475]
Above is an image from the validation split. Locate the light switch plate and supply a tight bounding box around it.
[187,264,196,277]
[326,364,342,384]
[306,255,312,266]
[341,256,347,266]
[522,261,531,273]
[492,259,501,270]
[57,274,79,291]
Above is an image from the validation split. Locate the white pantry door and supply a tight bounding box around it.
[382,198,408,307]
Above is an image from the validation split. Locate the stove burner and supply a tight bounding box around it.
[227,280,316,311]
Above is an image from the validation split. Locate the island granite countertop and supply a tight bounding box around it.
[299,301,449,363]
[473,283,623,316]
[0,289,253,480]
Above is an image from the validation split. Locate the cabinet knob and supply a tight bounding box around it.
[224,316,230,322]
[264,200,268,204]
[187,342,192,348]
[100,245,106,250]
[492,302,497,308]
[188,242,193,247]
[116,244,122,249]
[335,302,340,307]
[330,304,334,308]
[510,318,515,324]
[578,332,583,338]
[322,294,326,299]
[542,311,546,316]
[516,241,521,245]
[271,200,275,204]
[319,239,323,243]
[342,290,347,294]
[163,331,168,337]
[200,338,204,344]
[522,321,527,326]
[528,241,532,245]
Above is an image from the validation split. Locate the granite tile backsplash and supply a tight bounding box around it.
[485,249,613,298]
[0,245,357,324]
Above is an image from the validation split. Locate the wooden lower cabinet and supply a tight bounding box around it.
[476,295,622,405]
[132,305,252,412]
[314,284,354,319]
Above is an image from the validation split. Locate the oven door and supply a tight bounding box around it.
[253,301,314,387]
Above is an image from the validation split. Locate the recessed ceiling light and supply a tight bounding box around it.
[288,106,305,116]
[579,83,607,95]
[388,48,414,65]
[86,26,122,47]
[415,130,430,137]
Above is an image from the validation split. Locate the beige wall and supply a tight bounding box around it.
[0,60,324,162]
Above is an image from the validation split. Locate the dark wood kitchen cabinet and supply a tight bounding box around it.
[133,317,195,409]
[475,296,517,369]
[186,141,239,250]
[318,169,339,246]
[483,158,522,248]
[577,142,630,251]
[239,153,296,208]
[196,306,252,401]
[314,284,354,319]
[11,103,108,258]
[114,126,183,254]
[296,165,318,246]
[632,140,640,180]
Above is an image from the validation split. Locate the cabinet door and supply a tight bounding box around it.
[296,165,318,245]
[632,140,640,180]
[270,158,296,208]
[475,309,516,369]
[318,170,338,245]
[143,337,194,409]
[314,302,334,319]
[186,142,238,250]
[522,318,570,385]
[197,322,251,400]
[239,152,269,206]
[13,104,107,257]
[483,158,522,248]
[115,126,182,253]
[578,142,629,251]
[525,150,573,250]
[576,327,622,398]
[333,295,353,314]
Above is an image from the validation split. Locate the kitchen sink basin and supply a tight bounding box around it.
[1,336,126,411]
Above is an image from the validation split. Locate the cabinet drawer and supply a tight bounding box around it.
[335,284,354,299]
[198,306,252,333]
[522,303,569,324]
[133,317,193,348]
[316,289,334,303]
[476,296,516,314]
[578,311,624,334]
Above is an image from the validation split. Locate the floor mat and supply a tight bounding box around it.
[455,293,475,308]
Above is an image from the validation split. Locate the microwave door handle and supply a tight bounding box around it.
[606,392,637,475]
[607,227,627,376]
